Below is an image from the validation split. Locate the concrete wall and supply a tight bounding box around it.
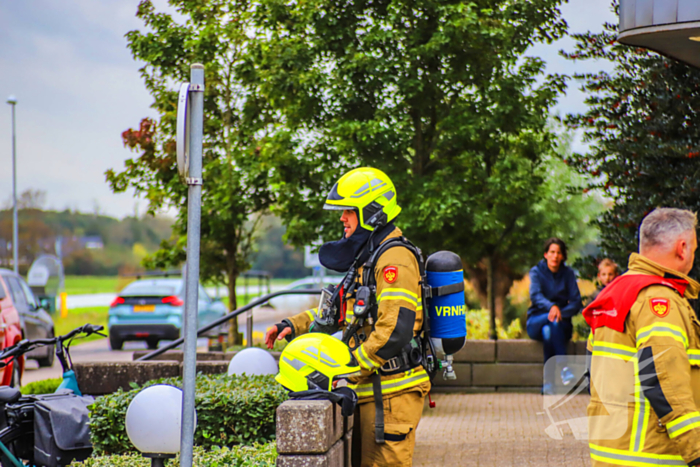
[70,339,586,395]
[430,339,587,393]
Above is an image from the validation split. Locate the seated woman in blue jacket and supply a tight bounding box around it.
[526,238,582,391]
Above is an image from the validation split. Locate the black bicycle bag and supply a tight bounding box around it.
[32,392,93,467]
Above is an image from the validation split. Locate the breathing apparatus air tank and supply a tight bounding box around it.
[426,251,467,380]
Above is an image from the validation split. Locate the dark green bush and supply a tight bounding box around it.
[70,443,276,466]
[21,378,62,395]
[88,374,287,455]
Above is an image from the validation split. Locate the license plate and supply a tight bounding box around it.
[133,305,155,313]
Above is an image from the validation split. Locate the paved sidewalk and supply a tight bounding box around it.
[414,393,590,467]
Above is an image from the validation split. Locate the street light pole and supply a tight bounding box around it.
[180,64,204,467]
[6,96,17,274]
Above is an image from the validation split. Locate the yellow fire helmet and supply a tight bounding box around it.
[276,333,362,392]
[323,167,401,231]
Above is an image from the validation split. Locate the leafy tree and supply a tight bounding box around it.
[250,216,308,279]
[107,0,286,343]
[562,1,700,277]
[247,0,594,325]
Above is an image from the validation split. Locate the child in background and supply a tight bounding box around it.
[589,258,619,302]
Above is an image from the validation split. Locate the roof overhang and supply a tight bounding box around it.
[619,0,700,69]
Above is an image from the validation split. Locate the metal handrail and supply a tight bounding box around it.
[137,289,323,361]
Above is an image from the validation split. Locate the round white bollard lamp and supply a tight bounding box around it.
[228,347,278,376]
[126,385,197,466]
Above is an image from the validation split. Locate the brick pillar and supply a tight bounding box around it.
[276,400,354,467]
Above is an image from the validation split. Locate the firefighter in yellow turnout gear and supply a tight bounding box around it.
[583,208,700,466]
[266,167,429,467]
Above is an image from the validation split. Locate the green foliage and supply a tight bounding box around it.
[246,0,600,314]
[563,1,700,277]
[0,206,171,275]
[88,374,287,455]
[572,313,591,342]
[70,443,276,467]
[20,378,62,395]
[250,216,308,278]
[55,308,109,345]
[109,0,290,325]
[466,309,523,340]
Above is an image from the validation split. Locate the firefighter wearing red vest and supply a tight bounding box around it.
[584,208,700,466]
[265,167,430,467]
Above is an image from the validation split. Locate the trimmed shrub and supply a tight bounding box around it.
[88,374,287,455]
[21,378,62,395]
[70,443,276,466]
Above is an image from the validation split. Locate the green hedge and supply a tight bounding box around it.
[89,374,287,455]
[21,378,62,395]
[70,443,276,466]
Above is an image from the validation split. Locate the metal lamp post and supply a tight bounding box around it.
[175,63,204,467]
[6,96,17,274]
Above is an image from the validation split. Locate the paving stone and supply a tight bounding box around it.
[452,340,495,363]
[277,401,336,454]
[473,363,543,387]
[414,393,590,467]
[277,439,344,467]
[430,363,471,388]
[75,361,180,395]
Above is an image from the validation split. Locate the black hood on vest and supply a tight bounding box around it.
[318,222,395,273]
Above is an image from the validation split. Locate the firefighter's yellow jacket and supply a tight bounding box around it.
[588,253,700,466]
[285,227,431,404]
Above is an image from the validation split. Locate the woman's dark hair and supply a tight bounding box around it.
[543,237,568,262]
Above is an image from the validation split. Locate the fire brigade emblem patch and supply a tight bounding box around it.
[383,266,398,284]
[649,298,670,318]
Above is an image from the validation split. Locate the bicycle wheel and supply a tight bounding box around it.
[0,423,27,467]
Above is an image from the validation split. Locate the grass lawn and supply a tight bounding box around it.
[53,306,109,344]
[64,276,297,296]
[64,276,122,295]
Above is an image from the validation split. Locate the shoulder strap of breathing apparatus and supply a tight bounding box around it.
[347,235,438,445]
[359,236,438,376]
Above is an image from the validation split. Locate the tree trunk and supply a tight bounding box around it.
[486,256,497,340]
[227,270,244,346]
[466,256,519,323]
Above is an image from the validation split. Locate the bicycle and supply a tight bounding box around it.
[0,324,105,467]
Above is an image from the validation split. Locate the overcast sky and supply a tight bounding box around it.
[0,0,617,219]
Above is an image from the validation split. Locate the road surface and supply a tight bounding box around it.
[22,305,291,385]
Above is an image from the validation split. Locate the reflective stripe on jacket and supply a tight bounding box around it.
[286,227,430,403]
[588,253,700,466]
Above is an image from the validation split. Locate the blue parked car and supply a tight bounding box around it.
[108,278,228,350]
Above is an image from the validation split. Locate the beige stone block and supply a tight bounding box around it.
[277,401,336,454]
[179,361,228,376]
[74,361,180,395]
[451,340,495,363]
[277,439,344,467]
[472,363,543,387]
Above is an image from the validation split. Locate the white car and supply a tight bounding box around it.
[268,276,344,315]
